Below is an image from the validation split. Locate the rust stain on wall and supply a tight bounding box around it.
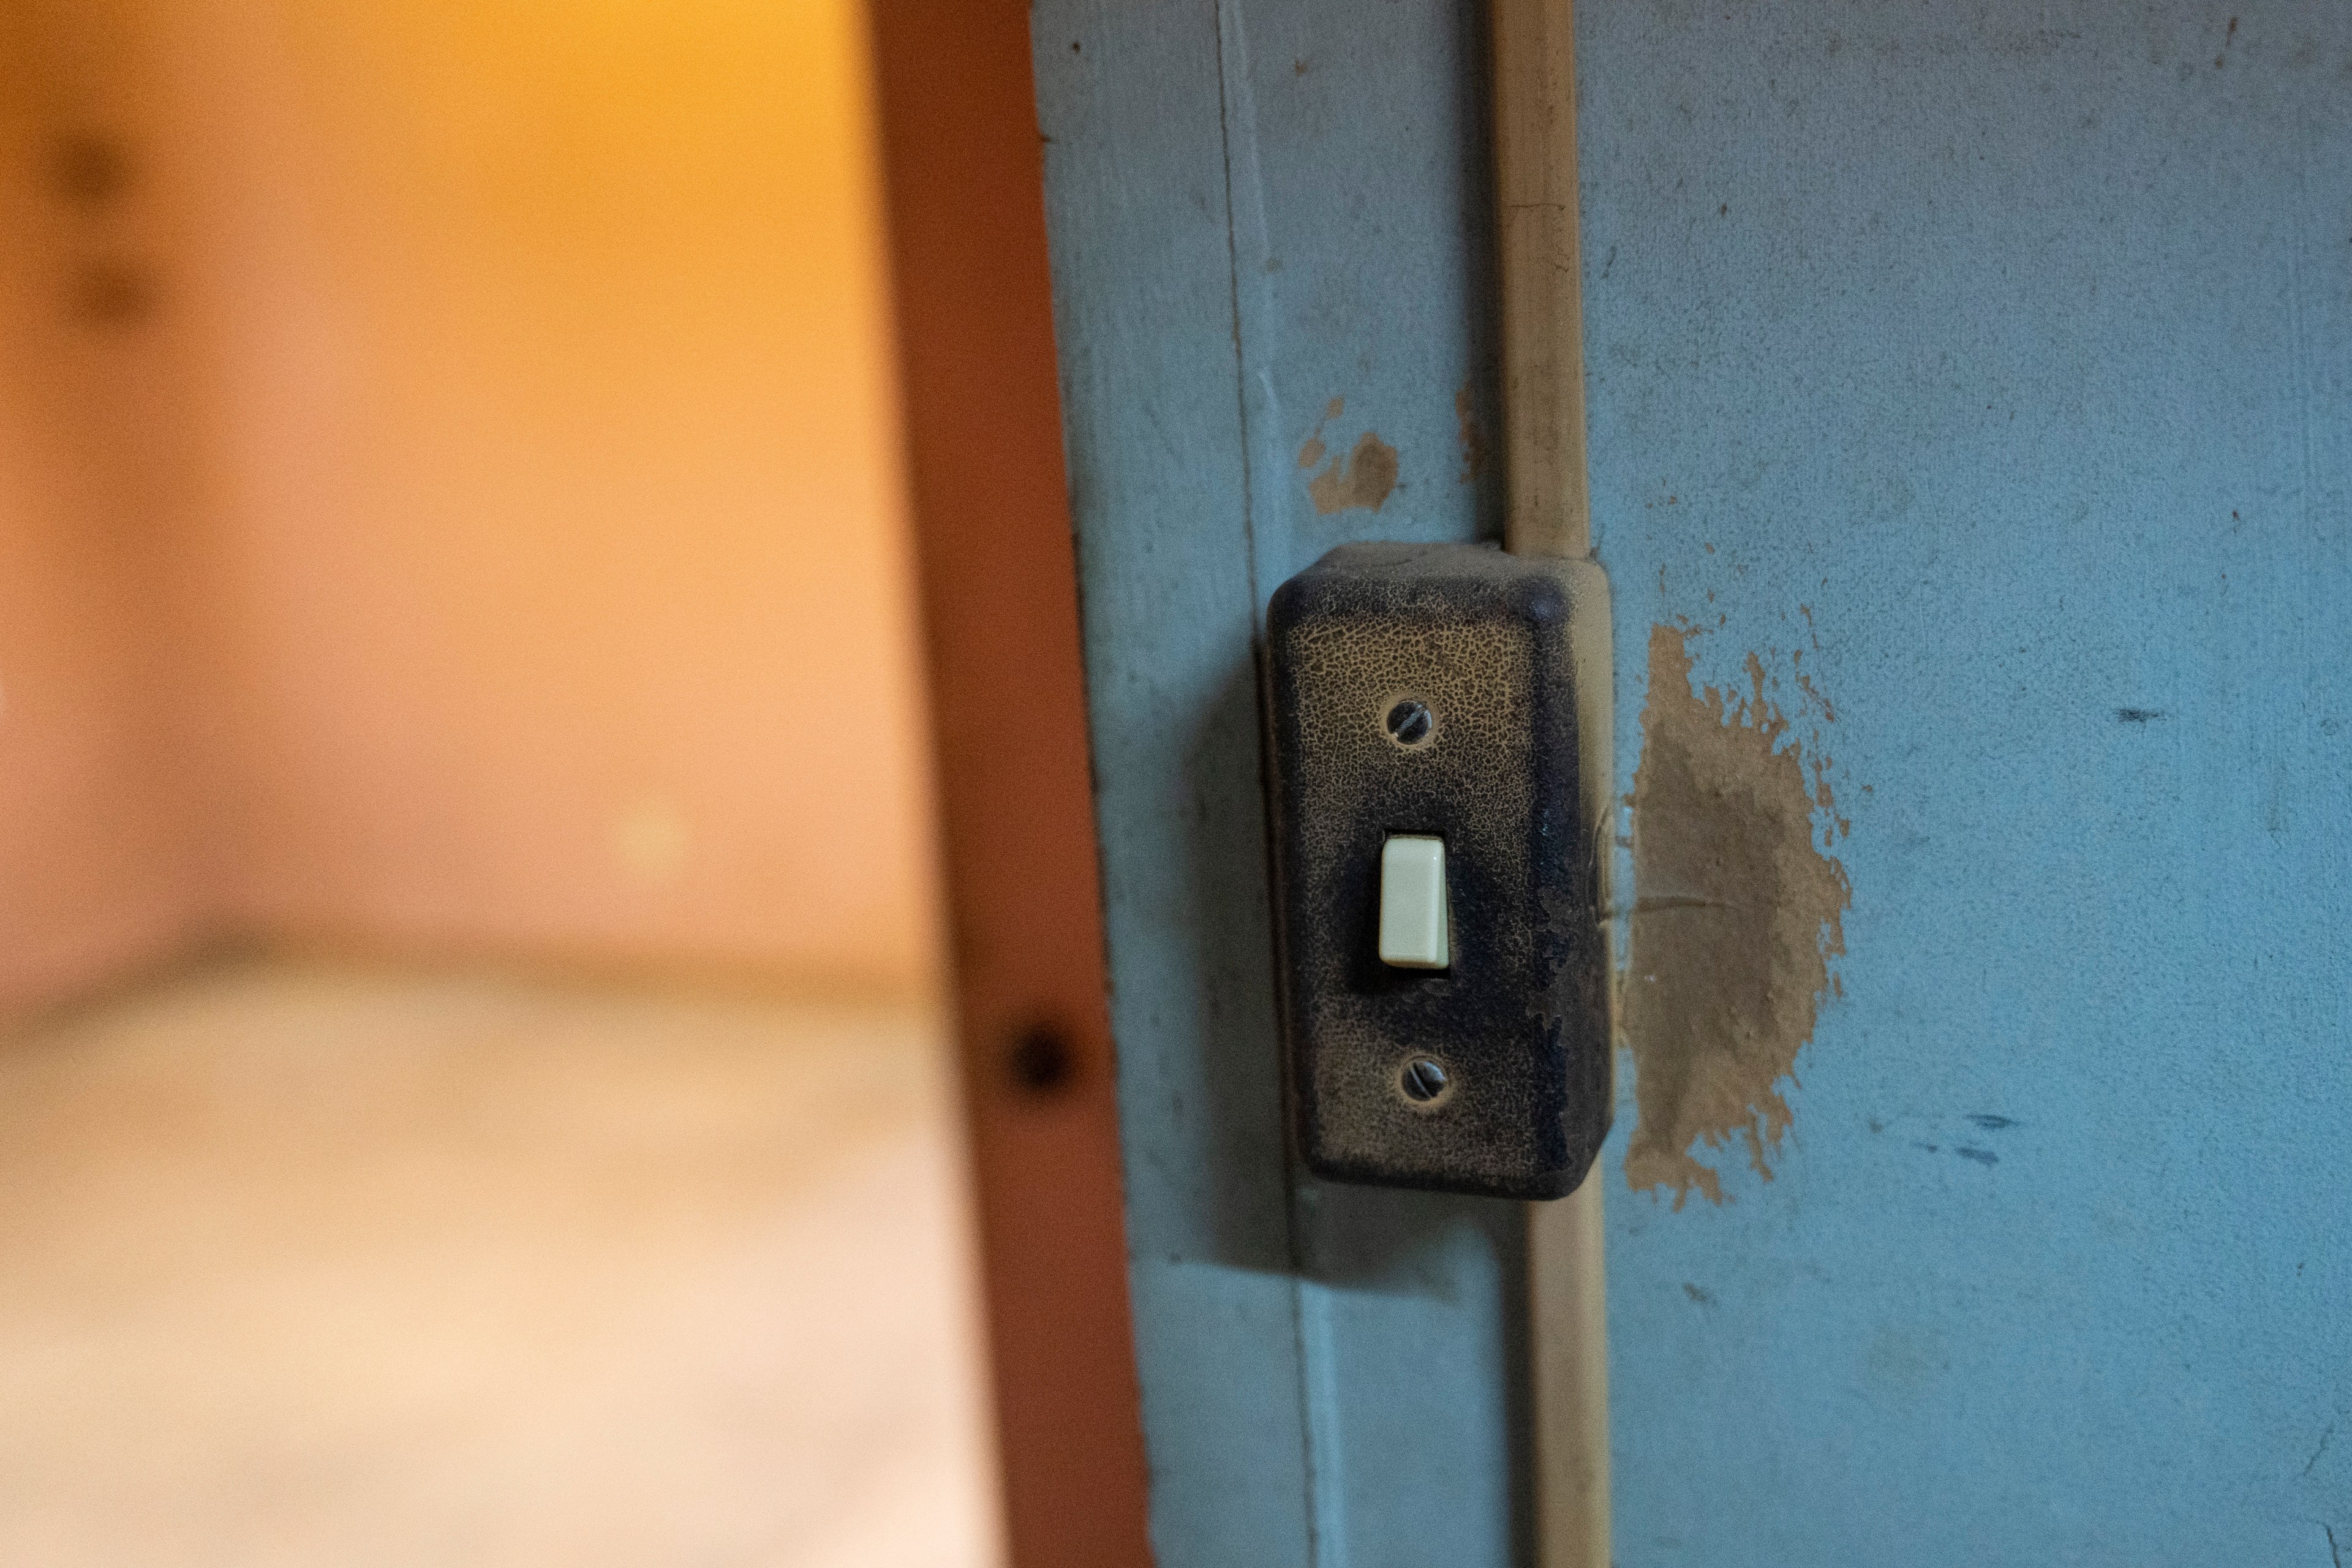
[1623,622,1850,1207]
[1297,396,1398,514]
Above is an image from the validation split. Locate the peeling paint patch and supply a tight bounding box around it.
[1295,398,1339,470]
[1297,396,1399,514]
[1307,433,1398,514]
[1623,622,1851,1207]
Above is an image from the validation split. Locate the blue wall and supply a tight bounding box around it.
[1036,0,2351,1561]
[1035,4,1529,1562]
[1586,2,2351,1561]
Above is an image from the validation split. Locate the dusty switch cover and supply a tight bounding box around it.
[1263,541,1612,1199]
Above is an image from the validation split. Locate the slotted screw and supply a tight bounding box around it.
[1384,699,1433,745]
[1400,1056,1449,1103]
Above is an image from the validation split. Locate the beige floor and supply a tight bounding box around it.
[0,959,1001,1567]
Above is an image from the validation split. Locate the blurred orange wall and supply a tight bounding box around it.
[0,1,217,1015]
[0,0,939,1008]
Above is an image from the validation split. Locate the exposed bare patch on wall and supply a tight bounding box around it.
[1623,620,1850,1207]
[1297,396,1398,514]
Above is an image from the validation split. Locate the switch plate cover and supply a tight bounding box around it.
[1262,542,1612,1199]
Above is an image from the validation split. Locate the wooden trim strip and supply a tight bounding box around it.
[1493,0,1594,560]
[1491,1,1613,1563]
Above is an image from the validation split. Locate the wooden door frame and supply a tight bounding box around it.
[867,4,1153,1564]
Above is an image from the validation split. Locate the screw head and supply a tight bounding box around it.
[1398,1055,1450,1104]
[1383,698,1434,747]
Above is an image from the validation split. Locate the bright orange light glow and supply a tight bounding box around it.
[0,0,938,1004]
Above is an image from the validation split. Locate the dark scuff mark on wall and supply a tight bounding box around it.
[48,131,134,208]
[1623,622,1851,1207]
[43,129,159,327]
[72,261,156,325]
[1454,379,1487,483]
[1297,396,1399,514]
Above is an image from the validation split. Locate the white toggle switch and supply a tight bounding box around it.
[1378,835,1450,970]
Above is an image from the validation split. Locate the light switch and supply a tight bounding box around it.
[1378,835,1450,970]
[1264,542,1613,1197]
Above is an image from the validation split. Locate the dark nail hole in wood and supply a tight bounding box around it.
[1006,1022,1078,1097]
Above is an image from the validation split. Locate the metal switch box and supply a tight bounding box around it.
[1262,542,1612,1199]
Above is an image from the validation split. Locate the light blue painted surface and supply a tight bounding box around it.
[1034,3,1526,1564]
[1582,2,2351,1562]
[1038,0,2351,1562]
